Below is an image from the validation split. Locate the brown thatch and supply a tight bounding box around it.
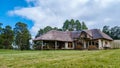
[71,31,82,39]
[34,29,113,41]
[34,30,73,42]
[84,29,113,41]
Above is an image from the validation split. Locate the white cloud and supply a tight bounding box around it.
[8,0,120,38]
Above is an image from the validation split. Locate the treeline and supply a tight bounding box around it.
[1,19,119,50]
[0,24,14,49]
[35,19,88,38]
[0,19,88,50]
[0,22,31,50]
[102,26,120,40]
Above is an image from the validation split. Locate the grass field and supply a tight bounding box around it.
[0,49,120,68]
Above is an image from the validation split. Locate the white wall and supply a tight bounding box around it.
[84,41,86,49]
[98,39,103,49]
[102,40,111,47]
[65,42,68,49]
[64,42,74,49]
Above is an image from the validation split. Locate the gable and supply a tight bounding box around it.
[80,31,92,39]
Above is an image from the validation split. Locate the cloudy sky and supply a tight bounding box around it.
[1,0,120,38]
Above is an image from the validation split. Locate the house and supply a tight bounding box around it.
[34,29,113,50]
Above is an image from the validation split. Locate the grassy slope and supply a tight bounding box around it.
[0,49,120,68]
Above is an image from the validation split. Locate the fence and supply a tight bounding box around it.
[111,40,120,49]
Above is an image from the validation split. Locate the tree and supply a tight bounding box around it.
[62,20,69,31]
[0,23,3,34]
[102,26,110,36]
[69,19,75,31]
[1,25,14,49]
[14,22,31,50]
[75,20,81,31]
[62,19,75,31]
[102,25,120,40]
[53,27,62,31]
[81,21,88,30]
[35,29,44,38]
[44,26,53,33]
[53,27,58,30]
[62,19,88,31]
[110,26,120,39]
[0,23,3,48]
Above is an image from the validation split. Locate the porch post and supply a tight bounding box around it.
[84,41,86,49]
[65,42,68,49]
[88,41,89,48]
[98,39,102,49]
[72,42,75,49]
[41,40,43,50]
[55,41,57,50]
[103,40,105,47]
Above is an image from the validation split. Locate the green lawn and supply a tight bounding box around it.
[0,49,120,68]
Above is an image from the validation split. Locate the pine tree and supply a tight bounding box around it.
[75,20,81,31]
[81,21,88,30]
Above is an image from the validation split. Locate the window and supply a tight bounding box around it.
[68,42,73,48]
[105,41,108,45]
[89,41,91,45]
[92,42,94,45]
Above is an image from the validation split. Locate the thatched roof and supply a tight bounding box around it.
[84,29,113,41]
[71,31,82,39]
[34,29,113,41]
[34,30,73,42]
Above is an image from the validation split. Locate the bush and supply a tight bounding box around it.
[33,44,41,50]
[88,45,98,50]
[33,41,42,50]
[75,45,84,50]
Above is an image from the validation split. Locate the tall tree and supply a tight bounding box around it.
[44,26,53,33]
[2,25,14,49]
[110,26,120,39]
[75,20,81,31]
[53,27,58,30]
[62,19,88,31]
[0,23,3,48]
[102,26,110,35]
[81,21,88,30]
[102,25,120,40]
[14,22,31,50]
[69,19,75,31]
[62,20,69,31]
[35,29,44,38]
[0,23,2,34]
[63,19,75,31]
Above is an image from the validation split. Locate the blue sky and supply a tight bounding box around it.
[0,0,33,29]
[0,0,120,38]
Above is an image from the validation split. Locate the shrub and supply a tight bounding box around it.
[75,45,84,50]
[88,45,98,50]
[33,44,41,50]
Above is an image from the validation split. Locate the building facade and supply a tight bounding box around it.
[34,29,113,50]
